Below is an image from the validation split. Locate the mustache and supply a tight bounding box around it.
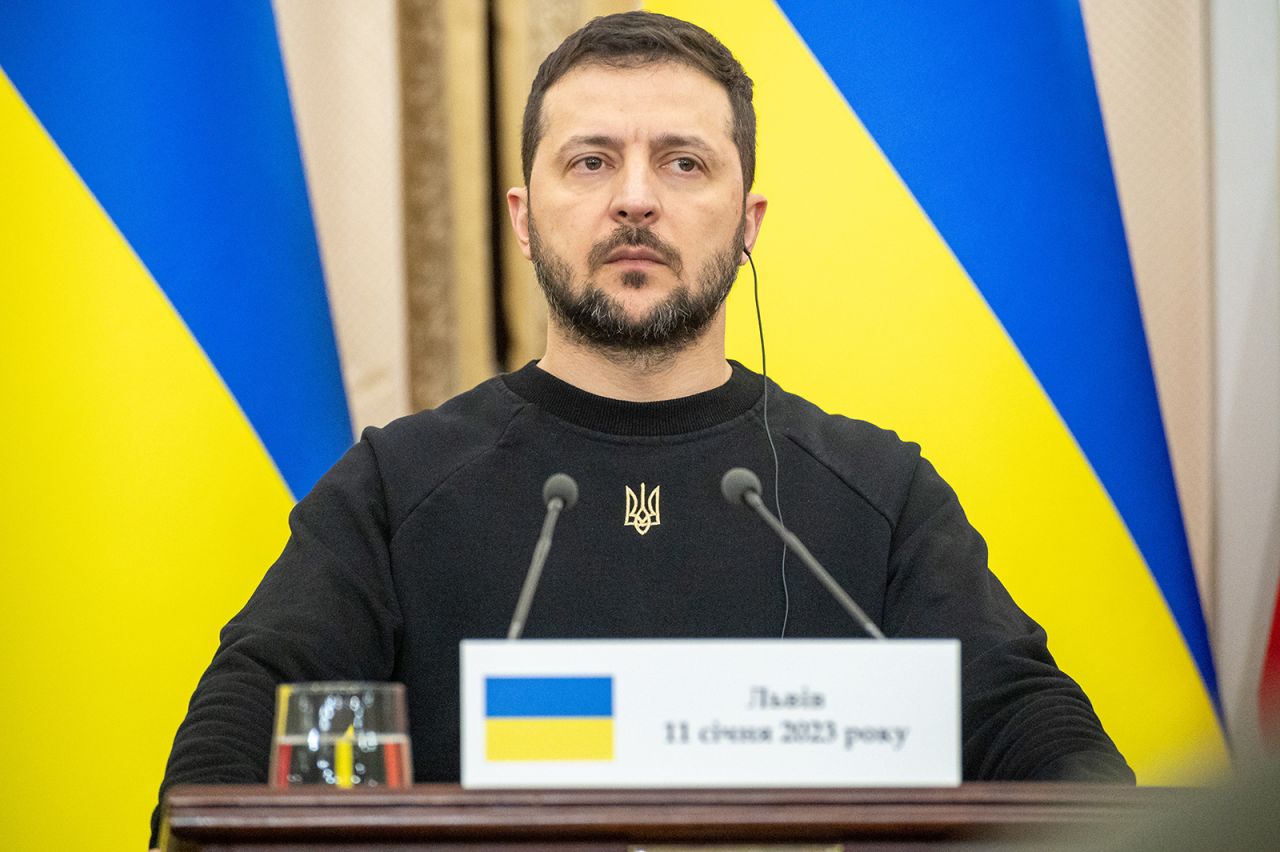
[586,227,683,275]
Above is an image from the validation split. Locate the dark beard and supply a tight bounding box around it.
[529,215,744,359]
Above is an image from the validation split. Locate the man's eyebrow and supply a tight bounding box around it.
[555,133,721,161]
[556,134,624,158]
[652,133,717,157]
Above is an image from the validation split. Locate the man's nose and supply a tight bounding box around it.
[610,162,659,225]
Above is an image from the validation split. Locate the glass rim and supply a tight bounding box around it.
[277,681,406,694]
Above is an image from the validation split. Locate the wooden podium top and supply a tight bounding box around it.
[161,783,1179,850]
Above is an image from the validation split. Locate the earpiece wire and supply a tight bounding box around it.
[745,249,790,638]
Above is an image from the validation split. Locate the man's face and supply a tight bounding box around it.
[508,61,766,355]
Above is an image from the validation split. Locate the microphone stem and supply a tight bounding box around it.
[507,498,564,640]
[744,492,886,640]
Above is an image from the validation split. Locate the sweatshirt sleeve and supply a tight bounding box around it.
[148,436,403,846]
[881,452,1134,783]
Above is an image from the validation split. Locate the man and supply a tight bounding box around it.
[151,10,1131,846]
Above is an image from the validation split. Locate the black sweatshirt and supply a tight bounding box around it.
[151,360,1132,843]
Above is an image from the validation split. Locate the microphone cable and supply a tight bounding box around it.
[745,248,790,638]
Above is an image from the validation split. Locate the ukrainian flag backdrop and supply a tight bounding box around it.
[0,4,350,850]
[648,0,1227,782]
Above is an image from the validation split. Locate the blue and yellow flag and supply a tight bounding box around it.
[485,676,616,761]
[648,0,1227,782]
[0,3,350,849]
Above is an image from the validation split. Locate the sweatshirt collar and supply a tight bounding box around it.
[501,360,762,436]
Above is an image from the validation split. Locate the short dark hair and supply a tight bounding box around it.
[520,11,756,192]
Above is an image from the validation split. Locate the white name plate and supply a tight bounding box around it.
[460,639,959,789]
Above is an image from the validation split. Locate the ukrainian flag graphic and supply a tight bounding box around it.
[1,3,349,849]
[486,676,615,761]
[647,0,1229,783]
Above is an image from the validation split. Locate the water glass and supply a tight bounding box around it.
[268,681,412,789]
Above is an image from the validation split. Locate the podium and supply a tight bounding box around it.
[160,783,1174,850]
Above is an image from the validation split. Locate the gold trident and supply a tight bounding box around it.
[624,483,661,535]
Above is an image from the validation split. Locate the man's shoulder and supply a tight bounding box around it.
[772,384,923,521]
[371,373,524,443]
[352,374,528,508]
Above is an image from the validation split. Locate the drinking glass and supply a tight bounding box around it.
[268,681,412,788]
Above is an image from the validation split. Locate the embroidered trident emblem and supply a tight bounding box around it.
[624,482,661,535]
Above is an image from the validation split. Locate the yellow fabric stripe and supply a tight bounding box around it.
[647,0,1226,782]
[0,70,295,850]
[486,718,615,761]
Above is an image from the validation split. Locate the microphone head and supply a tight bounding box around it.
[542,473,578,510]
[721,467,762,506]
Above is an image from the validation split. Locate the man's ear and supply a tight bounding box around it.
[507,186,532,261]
[741,192,768,263]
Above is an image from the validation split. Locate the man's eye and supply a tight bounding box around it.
[672,157,699,173]
[577,156,604,171]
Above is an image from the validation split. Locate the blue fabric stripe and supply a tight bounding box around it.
[0,1,351,499]
[486,677,614,718]
[776,0,1217,705]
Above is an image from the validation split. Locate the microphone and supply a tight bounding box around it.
[507,474,579,640]
[721,468,886,640]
